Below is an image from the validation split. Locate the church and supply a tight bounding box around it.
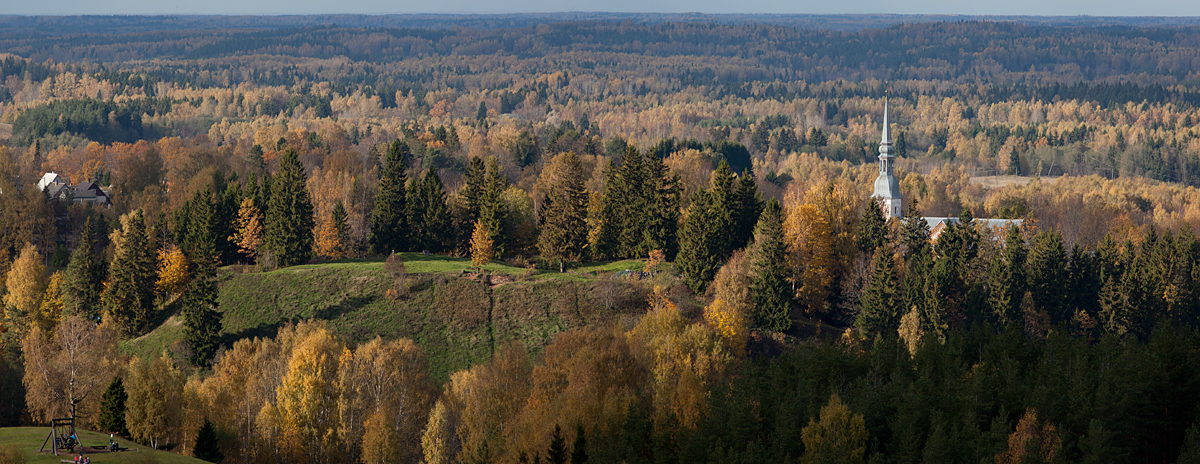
[871,98,1021,238]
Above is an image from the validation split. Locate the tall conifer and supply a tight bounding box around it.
[538,152,589,272]
[370,140,410,255]
[750,199,791,331]
[263,148,315,266]
[103,210,156,334]
[181,192,223,367]
[856,248,899,336]
[62,216,106,320]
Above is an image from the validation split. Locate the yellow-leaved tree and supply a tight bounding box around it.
[704,251,752,357]
[230,197,264,261]
[35,271,65,332]
[21,316,117,423]
[800,393,868,464]
[3,243,47,341]
[272,322,343,464]
[126,352,186,450]
[470,219,493,269]
[156,245,190,296]
[997,409,1062,464]
[631,286,729,430]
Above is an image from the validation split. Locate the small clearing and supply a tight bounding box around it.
[969,175,1061,188]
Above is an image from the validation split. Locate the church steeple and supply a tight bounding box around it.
[872,96,902,220]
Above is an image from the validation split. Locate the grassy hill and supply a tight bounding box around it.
[123,253,670,380]
[0,427,206,464]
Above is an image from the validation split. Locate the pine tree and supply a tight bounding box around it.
[97,376,129,436]
[193,418,224,463]
[856,248,899,336]
[103,210,156,334]
[547,425,568,464]
[538,152,589,272]
[571,425,588,464]
[371,140,410,255]
[62,216,106,320]
[750,199,791,332]
[331,201,349,256]
[263,148,315,266]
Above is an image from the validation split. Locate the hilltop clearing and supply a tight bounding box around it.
[123,253,668,380]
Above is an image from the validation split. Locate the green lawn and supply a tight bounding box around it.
[0,427,206,464]
[120,252,663,382]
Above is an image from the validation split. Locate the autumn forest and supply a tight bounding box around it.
[6,13,1200,464]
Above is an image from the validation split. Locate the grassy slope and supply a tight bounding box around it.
[0,427,205,464]
[123,253,660,381]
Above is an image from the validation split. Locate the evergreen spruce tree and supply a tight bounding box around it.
[615,147,648,258]
[97,376,129,437]
[900,200,931,265]
[479,157,510,258]
[988,225,1027,326]
[193,419,224,463]
[641,154,682,259]
[103,209,156,334]
[731,169,763,253]
[857,200,887,254]
[181,205,223,367]
[678,190,724,294]
[461,156,487,246]
[855,248,899,336]
[708,161,737,258]
[1028,230,1067,325]
[62,216,106,320]
[750,199,791,332]
[370,140,410,255]
[538,152,589,272]
[571,425,588,464]
[595,146,644,259]
[263,148,315,266]
[547,425,568,464]
[408,170,452,253]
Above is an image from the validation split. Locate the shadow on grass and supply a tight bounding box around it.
[314,294,377,320]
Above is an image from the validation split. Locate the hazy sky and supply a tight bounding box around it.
[5,0,1200,17]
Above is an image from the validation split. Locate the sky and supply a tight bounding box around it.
[3,0,1200,17]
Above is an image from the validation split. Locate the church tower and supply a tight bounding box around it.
[873,98,903,220]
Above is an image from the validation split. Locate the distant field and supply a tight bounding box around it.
[969,175,1062,188]
[0,427,205,464]
[122,253,665,381]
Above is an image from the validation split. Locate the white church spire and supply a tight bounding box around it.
[872,94,902,220]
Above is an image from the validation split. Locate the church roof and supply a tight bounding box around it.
[873,173,901,198]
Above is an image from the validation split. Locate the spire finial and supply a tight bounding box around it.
[881,93,890,144]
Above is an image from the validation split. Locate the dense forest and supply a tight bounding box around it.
[5,14,1200,464]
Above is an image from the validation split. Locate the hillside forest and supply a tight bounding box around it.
[6,14,1200,464]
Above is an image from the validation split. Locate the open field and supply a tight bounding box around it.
[968,175,1062,188]
[0,427,206,464]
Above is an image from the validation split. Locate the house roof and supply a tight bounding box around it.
[36,172,65,191]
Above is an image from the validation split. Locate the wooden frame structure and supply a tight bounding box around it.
[39,417,78,456]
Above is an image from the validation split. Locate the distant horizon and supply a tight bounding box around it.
[3,0,1200,18]
[3,12,1200,35]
